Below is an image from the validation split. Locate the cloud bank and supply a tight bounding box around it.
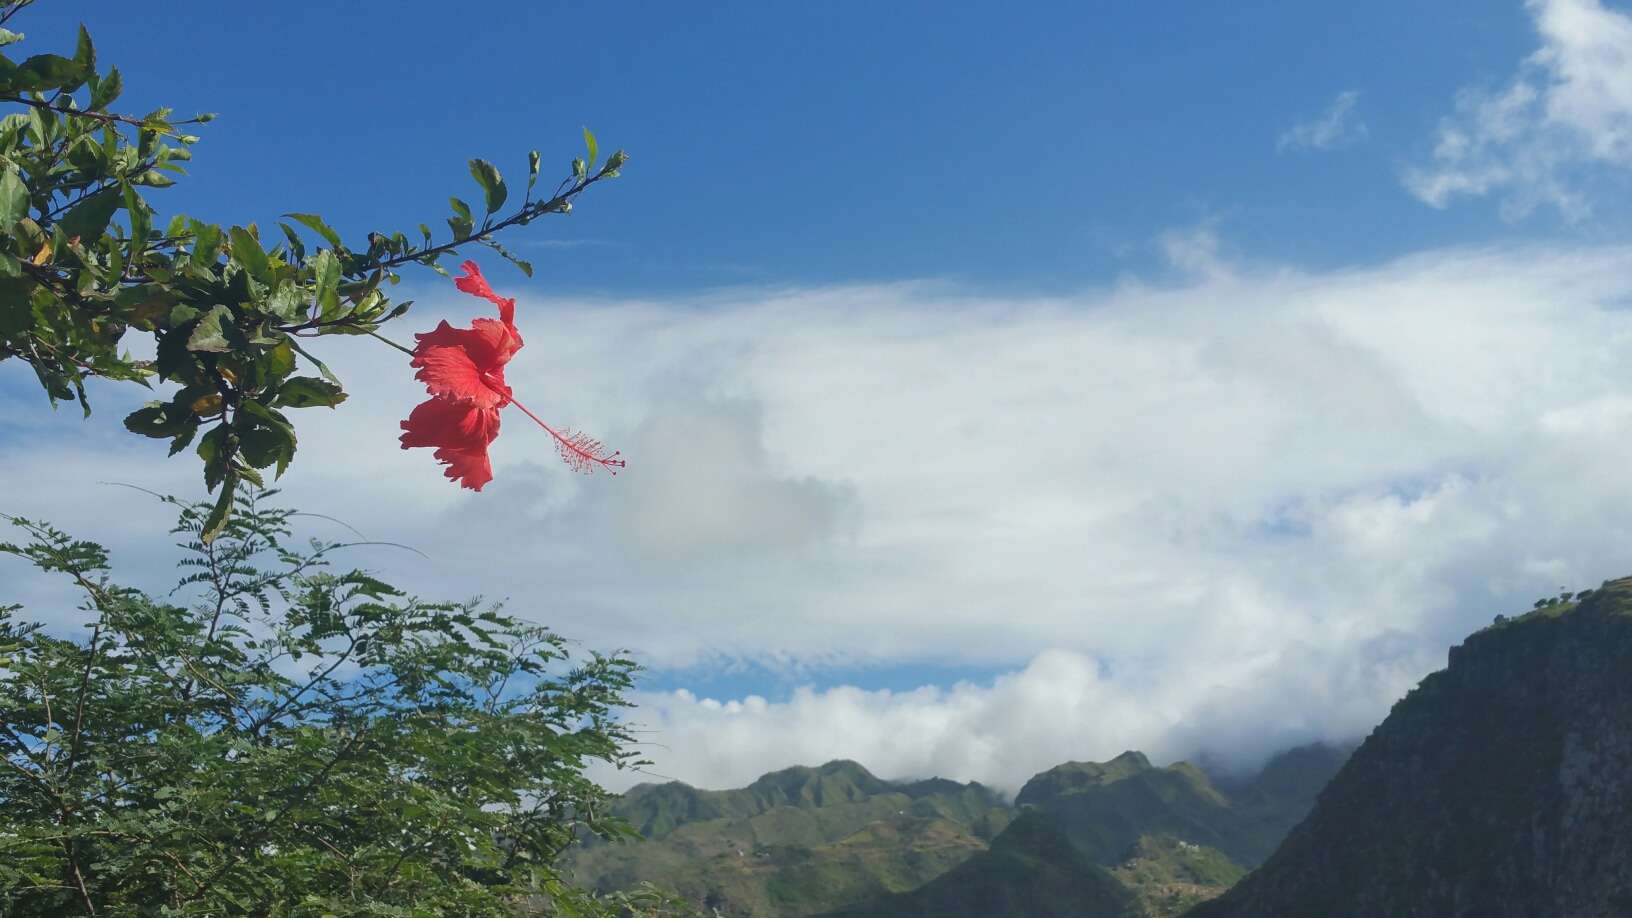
[7,239,1632,792]
[1406,0,1632,218]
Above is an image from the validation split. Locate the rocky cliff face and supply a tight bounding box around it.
[1190,578,1632,918]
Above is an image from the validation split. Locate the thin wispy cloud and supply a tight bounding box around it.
[1278,90,1368,153]
[1405,0,1632,219]
[515,237,625,249]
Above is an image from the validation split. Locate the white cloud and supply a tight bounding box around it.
[1277,90,1368,153]
[1406,0,1632,218]
[8,240,1632,791]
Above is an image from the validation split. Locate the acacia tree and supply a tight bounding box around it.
[0,2,626,539]
[0,492,679,914]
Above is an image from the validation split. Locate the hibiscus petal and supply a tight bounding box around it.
[432,445,494,491]
[399,398,501,490]
[455,260,516,328]
[412,317,522,371]
[411,344,508,408]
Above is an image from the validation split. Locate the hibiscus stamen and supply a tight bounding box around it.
[508,396,626,475]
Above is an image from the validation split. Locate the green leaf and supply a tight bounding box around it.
[186,305,234,353]
[240,412,294,473]
[0,29,22,47]
[196,424,227,484]
[122,183,149,247]
[13,53,88,93]
[468,159,507,215]
[285,212,343,249]
[57,188,121,242]
[527,150,541,193]
[90,66,122,110]
[0,170,28,233]
[200,472,236,544]
[189,221,222,269]
[265,283,306,322]
[73,25,95,74]
[583,127,599,170]
[168,422,199,456]
[263,339,297,383]
[273,376,346,409]
[448,196,472,224]
[312,249,340,318]
[123,402,191,438]
[229,225,271,284]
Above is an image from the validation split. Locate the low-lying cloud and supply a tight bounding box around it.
[6,240,1632,791]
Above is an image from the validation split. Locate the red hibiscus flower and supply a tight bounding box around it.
[399,260,624,490]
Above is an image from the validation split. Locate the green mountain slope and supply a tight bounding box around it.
[1189,579,1632,917]
[564,761,1012,916]
[823,811,1138,918]
[1018,747,1346,869]
[824,745,1347,918]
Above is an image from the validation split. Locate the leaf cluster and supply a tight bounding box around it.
[0,489,663,916]
[0,11,628,539]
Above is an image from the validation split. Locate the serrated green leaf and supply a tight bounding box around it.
[448,197,472,223]
[312,249,340,318]
[239,420,296,476]
[58,188,121,242]
[73,24,95,72]
[583,127,599,170]
[168,422,198,456]
[265,283,306,322]
[186,305,234,353]
[273,376,346,409]
[0,170,27,233]
[229,225,271,284]
[91,66,122,110]
[189,221,222,269]
[13,53,87,93]
[124,402,190,438]
[123,183,150,247]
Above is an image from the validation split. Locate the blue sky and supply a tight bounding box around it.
[15,1,1600,293]
[7,1,1632,790]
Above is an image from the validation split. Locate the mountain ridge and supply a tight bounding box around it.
[1189,578,1632,917]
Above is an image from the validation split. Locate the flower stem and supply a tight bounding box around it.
[367,331,415,357]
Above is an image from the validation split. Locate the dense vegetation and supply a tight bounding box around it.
[0,492,684,914]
